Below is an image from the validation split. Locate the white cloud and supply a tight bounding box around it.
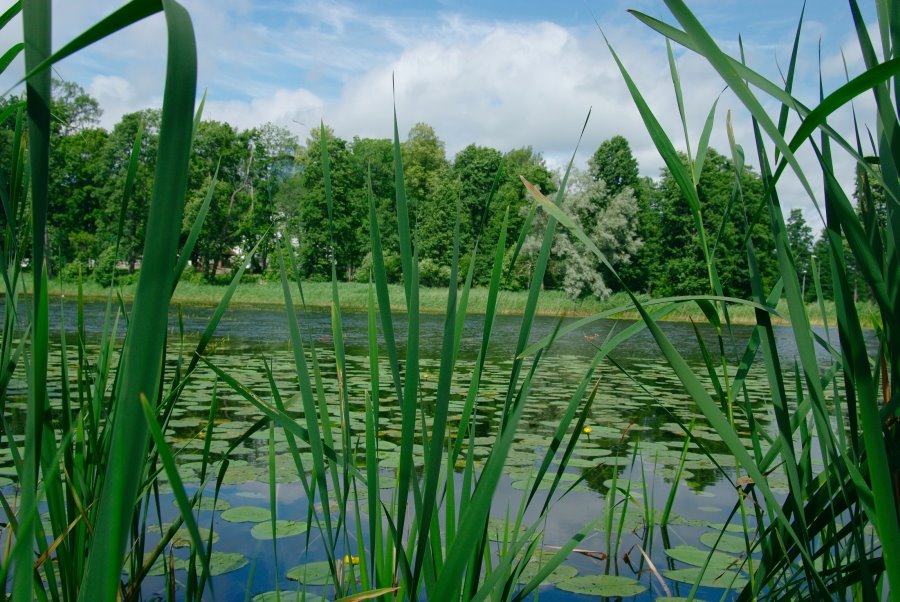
[205,88,325,132]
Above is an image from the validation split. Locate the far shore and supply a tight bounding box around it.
[9,278,874,329]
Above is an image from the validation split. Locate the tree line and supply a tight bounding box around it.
[1,80,871,301]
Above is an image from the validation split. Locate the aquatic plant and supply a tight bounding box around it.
[523,0,900,598]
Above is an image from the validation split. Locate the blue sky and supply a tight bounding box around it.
[0,1,881,230]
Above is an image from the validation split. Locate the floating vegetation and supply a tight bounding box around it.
[699,531,748,555]
[664,567,749,590]
[286,561,333,586]
[220,506,273,523]
[555,574,646,597]
[250,520,308,540]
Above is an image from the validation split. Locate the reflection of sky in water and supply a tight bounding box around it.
[3,301,855,600]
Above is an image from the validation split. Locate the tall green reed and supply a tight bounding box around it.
[201,112,605,600]
[0,1,265,599]
[522,0,900,598]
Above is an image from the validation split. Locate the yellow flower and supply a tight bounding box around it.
[582,427,592,435]
[343,555,360,565]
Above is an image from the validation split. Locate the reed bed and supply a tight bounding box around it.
[1,0,898,600]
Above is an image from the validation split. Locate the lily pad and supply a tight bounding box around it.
[172,527,219,547]
[516,562,577,585]
[556,574,646,597]
[252,592,328,602]
[148,555,186,576]
[665,567,748,589]
[208,551,249,575]
[700,531,747,554]
[286,560,333,585]
[250,520,308,540]
[707,521,751,533]
[487,518,528,542]
[148,551,247,576]
[220,506,272,523]
[664,545,741,571]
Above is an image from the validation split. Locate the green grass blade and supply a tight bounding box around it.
[139,395,212,590]
[16,1,51,598]
[0,42,23,74]
[78,2,196,598]
[411,197,462,592]
[391,93,413,302]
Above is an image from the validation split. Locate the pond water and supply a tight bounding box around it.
[1,301,860,600]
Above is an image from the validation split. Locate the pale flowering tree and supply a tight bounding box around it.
[522,168,641,299]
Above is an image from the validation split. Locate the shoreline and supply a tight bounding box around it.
[5,278,871,329]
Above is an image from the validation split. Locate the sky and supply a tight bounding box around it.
[0,1,883,233]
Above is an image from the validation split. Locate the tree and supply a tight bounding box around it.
[238,123,299,273]
[523,168,641,299]
[475,147,555,285]
[589,135,639,199]
[351,137,398,269]
[588,136,651,293]
[786,208,814,300]
[403,122,447,219]
[418,166,462,269]
[453,143,502,244]
[296,126,365,280]
[51,79,102,136]
[652,148,777,297]
[182,119,244,278]
[47,127,108,271]
[45,80,106,274]
[97,109,161,273]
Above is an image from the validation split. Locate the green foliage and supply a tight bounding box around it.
[785,208,814,299]
[651,148,778,297]
[297,126,365,280]
[523,168,641,299]
[589,135,639,198]
[92,245,118,287]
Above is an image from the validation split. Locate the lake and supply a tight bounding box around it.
[1,300,858,600]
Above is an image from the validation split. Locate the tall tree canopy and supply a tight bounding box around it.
[651,148,777,297]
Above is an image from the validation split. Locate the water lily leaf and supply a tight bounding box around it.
[172,526,218,547]
[286,560,333,585]
[664,545,741,571]
[665,567,748,589]
[556,574,646,596]
[700,531,747,554]
[252,591,327,602]
[148,555,187,576]
[148,551,246,576]
[208,551,248,575]
[487,518,529,542]
[220,506,272,523]
[576,447,613,458]
[707,521,750,533]
[516,562,577,585]
[250,520,308,540]
[222,465,264,485]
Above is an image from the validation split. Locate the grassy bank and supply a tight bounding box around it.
[39,277,874,327]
